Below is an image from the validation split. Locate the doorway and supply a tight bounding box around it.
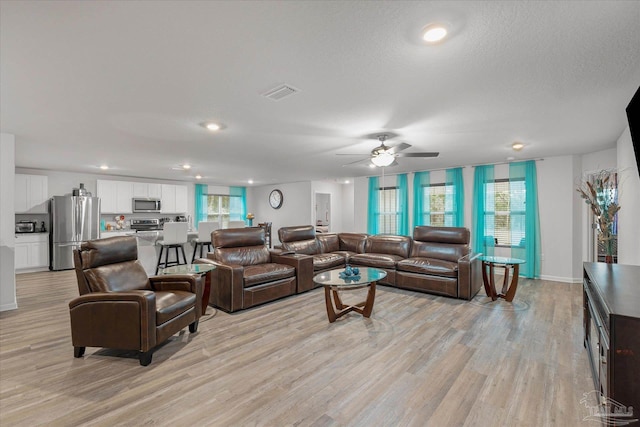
[315,193,330,233]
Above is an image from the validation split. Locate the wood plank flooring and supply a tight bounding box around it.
[0,271,594,426]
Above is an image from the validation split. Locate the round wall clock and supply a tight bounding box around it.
[269,189,283,209]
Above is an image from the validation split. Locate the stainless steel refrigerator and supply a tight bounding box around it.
[50,196,100,271]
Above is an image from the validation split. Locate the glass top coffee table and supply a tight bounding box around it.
[160,263,216,315]
[313,267,387,323]
[480,256,526,302]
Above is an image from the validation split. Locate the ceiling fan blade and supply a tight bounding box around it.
[386,142,411,154]
[336,153,370,156]
[342,157,371,166]
[395,152,439,158]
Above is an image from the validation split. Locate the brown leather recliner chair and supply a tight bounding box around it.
[195,227,306,312]
[70,236,203,366]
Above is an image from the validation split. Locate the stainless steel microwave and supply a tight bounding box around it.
[132,198,162,213]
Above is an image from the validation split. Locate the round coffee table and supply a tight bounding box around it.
[160,264,216,314]
[313,267,387,323]
[480,256,525,302]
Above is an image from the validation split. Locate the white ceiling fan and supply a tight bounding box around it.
[338,134,439,167]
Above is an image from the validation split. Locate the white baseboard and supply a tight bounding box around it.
[0,302,18,312]
[539,274,582,284]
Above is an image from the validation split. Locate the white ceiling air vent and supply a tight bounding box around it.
[263,84,299,101]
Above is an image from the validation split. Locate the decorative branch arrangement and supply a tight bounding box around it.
[577,170,620,262]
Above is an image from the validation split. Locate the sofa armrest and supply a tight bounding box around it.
[68,290,157,351]
[149,274,200,294]
[272,253,314,293]
[195,257,244,312]
[149,274,203,318]
[457,252,483,300]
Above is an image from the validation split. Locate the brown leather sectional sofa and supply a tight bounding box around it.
[279,225,483,301]
[199,225,482,313]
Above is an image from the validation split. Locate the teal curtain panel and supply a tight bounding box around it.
[229,186,247,223]
[367,176,380,235]
[472,165,495,256]
[413,171,430,227]
[397,173,409,235]
[510,160,541,278]
[445,167,465,227]
[194,183,208,229]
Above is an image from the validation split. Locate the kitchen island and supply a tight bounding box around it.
[100,230,200,275]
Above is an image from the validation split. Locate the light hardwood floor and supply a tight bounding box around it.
[1,271,594,426]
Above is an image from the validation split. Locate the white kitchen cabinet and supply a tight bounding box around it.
[175,185,188,213]
[15,233,49,272]
[132,182,148,198]
[161,184,176,213]
[161,184,188,213]
[14,174,48,213]
[148,183,162,198]
[97,180,132,213]
[132,182,162,199]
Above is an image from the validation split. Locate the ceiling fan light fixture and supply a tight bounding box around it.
[371,152,395,167]
[422,24,448,43]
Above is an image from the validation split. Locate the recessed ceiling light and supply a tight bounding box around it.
[195,174,202,180]
[182,164,191,170]
[248,179,254,184]
[512,142,525,151]
[344,180,350,184]
[205,122,220,131]
[506,156,515,161]
[100,165,109,170]
[422,24,448,43]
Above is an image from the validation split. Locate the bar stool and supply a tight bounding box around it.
[155,222,189,274]
[191,221,219,262]
[228,220,246,229]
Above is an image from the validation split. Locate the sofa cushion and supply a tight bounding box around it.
[85,260,151,292]
[243,263,296,287]
[349,253,404,269]
[317,233,340,253]
[338,233,368,253]
[281,239,320,255]
[214,246,270,266]
[396,257,459,278]
[312,253,345,271]
[365,235,412,258]
[410,241,468,263]
[155,290,196,325]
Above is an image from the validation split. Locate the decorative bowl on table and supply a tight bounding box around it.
[338,264,360,280]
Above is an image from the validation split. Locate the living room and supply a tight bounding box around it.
[1,1,640,425]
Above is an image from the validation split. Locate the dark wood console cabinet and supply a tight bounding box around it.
[583,262,639,419]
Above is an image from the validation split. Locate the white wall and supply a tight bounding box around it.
[537,156,583,282]
[248,181,312,246]
[341,182,355,232]
[616,127,640,265]
[1,133,17,311]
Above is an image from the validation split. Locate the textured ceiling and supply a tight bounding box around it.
[1,1,639,185]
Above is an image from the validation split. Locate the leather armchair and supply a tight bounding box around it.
[70,236,203,366]
[195,227,307,312]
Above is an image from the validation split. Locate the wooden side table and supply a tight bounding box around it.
[160,263,216,314]
[480,256,525,302]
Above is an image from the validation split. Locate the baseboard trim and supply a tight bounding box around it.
[0,302,18,312]
[539,274,582,284]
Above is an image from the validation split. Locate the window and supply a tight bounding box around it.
[378,186,398,234]
[484,179,526,246]
[421,183,456,226]
[207,194,242,227]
